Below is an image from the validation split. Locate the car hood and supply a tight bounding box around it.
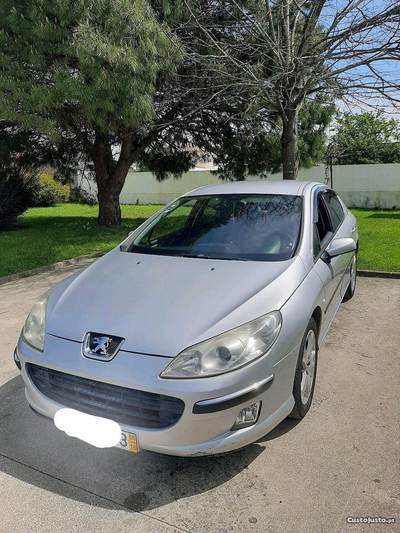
[46,249,307,357]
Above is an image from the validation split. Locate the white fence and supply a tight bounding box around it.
[80,163,400,208]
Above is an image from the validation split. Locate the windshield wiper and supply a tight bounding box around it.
[178,254,249,261]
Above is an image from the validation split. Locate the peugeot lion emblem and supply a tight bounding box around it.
[82,332,125,361]
[91,336,111,355]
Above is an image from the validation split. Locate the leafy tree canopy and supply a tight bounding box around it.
[0,0,180,136]
[0,0,183,225]
[331,111,400,165]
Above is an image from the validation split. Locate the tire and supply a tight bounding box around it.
[343,251,357,301]
[289,318,318,420]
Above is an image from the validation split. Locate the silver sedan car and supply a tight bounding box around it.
[15,181,358,456]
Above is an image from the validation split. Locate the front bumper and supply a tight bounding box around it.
[16,333,298,456]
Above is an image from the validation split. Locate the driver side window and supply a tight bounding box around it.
[314,194,333,258]
[313,224,321,257]
[322,191,344,232]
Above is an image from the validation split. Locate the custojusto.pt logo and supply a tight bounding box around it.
[347,517,395,525]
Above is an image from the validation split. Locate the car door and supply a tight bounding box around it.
[312,189,349,342]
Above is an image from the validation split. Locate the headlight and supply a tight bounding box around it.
[22,290,51,351]
[160,311,282,379]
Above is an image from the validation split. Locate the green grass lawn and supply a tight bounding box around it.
[0,204,398,277]
[352,209,400,272]
[0,204,162,277]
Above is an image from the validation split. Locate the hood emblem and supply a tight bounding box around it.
[92,336,111,355]
[82,333,124,361]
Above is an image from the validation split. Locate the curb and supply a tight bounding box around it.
[0,256,398,286]
[357,269,400,280]
[0,252,106,286]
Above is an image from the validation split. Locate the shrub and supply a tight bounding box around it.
[69,186,98,206]
[0,168,37,231]
[32,173,70,207]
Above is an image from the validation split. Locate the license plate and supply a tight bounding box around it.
[117,430,139,453]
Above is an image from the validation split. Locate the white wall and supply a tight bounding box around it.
[80,163,400,208]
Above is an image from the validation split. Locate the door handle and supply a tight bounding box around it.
[351,227,355,233]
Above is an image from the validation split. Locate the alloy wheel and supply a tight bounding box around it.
[301,330,316,405]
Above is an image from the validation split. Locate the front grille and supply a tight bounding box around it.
[27,363,184,429]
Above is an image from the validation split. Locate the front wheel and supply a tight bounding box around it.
[289,318,318,420]
[343,252,357,301]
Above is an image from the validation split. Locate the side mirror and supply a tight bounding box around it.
[322,238,356,263]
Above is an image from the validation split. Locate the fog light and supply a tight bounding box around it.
[231,402,261,430]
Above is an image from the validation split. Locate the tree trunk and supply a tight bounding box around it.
[97,186,122,226]
[92,133,132,227]
[281,107,300,180]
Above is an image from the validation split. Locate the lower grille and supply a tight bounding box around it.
[27,363,184,429]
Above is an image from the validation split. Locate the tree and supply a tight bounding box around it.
[0,0,183,226]
[0,121,79,230]
[183,0,400,180]
[140,1,335,181]
[0,121,82,183]
[0,164,36,232]
[331,111,400,165]
[0,123,37,231]
[259,97,335,174]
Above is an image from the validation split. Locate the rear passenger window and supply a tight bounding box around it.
[323,192,344,232]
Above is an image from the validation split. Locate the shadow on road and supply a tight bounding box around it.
[255,416,302,444]
[1,375,273,512]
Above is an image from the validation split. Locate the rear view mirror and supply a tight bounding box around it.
[322,238,356,263]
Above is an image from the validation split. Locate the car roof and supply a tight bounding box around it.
[184,180,322,197]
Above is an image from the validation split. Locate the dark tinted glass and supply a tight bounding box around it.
[316,194,332,244]
[130,194,303,261]
[323,192,344,231]
[313,224,321,258]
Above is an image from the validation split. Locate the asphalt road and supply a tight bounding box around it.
[1,262,399,533]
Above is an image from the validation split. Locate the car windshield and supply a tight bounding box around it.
[129,194,303,261]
